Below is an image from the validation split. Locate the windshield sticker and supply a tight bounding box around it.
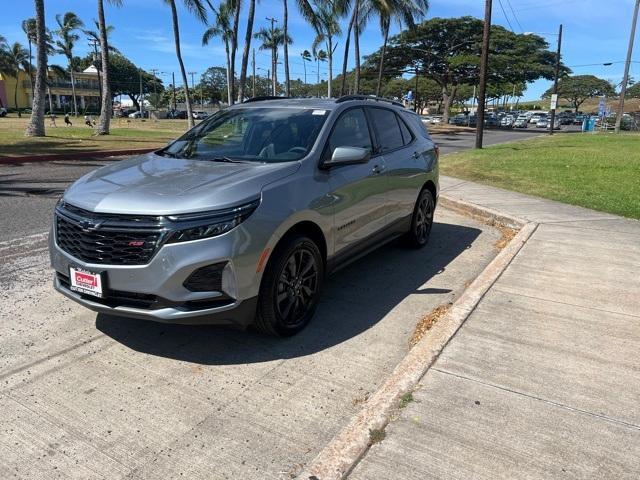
[312,110,327,115]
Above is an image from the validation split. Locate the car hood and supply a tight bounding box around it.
[63,153,299,215]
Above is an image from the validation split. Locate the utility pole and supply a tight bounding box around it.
[475,0,492,149]
[266,16,278,96]
[616,0,640,133]
[172,72,177,111]
[138,69,144,117]
[549,24,563,135]
[150,68,160,108]
[252,48,256,98]
[188,71,197,108]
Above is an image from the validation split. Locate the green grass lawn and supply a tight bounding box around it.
[0,115,191,157]
[440,133,640,219]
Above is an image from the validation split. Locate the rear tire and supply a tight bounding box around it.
[405,189,435,248]
[254,234,324,336]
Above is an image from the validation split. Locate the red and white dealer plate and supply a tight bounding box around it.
[69,267,104,298]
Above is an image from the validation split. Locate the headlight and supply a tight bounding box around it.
[166,198,260,244]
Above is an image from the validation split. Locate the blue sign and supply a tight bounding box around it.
[598,97,606,117]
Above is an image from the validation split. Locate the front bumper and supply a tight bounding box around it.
[53,273,257,325]
[49,219,265,326]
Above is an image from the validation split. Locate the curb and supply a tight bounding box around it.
[298,196,538,480]
[0,148,156,165]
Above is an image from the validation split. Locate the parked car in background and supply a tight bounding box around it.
[535,115,549,128]
[128,111,150,119]
[449,114,468,126]
[529,112,546,125]
[168,110,188,119]
[193,111,209,120]
[546,117,562,130]
[573,114,586,125]
[514,116,528,128]
[500,115,515,128]
[49,96,440,337]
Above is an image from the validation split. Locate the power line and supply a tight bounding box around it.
[497,0,515,32]
[505,0,523,31]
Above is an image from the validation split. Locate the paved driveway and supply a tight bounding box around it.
[0,206,500,479]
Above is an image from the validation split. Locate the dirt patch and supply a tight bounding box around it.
[409,304,452,348]
[494,224,518,249]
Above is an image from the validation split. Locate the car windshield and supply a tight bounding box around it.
[159,107,328,163]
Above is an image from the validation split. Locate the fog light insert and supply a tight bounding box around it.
[183,262,226,292]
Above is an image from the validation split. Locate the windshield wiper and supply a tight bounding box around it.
[209,156,248,163]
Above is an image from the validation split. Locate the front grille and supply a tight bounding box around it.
[55,203,165,266]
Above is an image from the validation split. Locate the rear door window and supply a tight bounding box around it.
[369,108,404,152]
[398,116,414,145]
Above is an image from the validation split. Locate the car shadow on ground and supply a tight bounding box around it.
[96,221,482,365]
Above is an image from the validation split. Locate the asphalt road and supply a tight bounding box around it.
[0,127,545,245]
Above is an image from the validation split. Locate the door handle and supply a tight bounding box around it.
[412,151,420,159]
[372,164,385,174]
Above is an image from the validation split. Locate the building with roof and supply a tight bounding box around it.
[0,66,100,112]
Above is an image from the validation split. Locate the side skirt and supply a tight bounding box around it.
[326,215,412,275]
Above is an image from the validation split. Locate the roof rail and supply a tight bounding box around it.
[243,96,290,103]
[335,94,404,108]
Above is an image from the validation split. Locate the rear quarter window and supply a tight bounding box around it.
[401,111,432,141]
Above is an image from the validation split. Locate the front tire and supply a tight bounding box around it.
[254,234,324,336]
[405,189,435,248]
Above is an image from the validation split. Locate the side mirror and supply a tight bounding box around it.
[323,146,370,168]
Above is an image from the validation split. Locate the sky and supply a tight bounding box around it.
[1,0,638,100]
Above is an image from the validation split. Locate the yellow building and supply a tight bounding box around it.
[0,66,100,112]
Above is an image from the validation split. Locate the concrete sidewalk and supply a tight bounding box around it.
[349,176,640,479]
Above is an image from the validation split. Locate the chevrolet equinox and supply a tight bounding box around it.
[50,96,439,336]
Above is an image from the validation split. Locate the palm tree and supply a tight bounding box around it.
[54,12,84,116]
[84,20,121,55]
[301,49,311,84]
[237,0,255,102]
[228,0,242,104]
[164,0,208,129]
[1,43,30,117]
[203,2,233,105]
[26,0,47,137]
[375,0,428,96]
[313,49,327,97]
[22,18,37,100]
[309,1,343,98]
[95,0,123,136]
[254,26,292,96]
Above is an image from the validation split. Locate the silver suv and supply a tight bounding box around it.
[50,96,439,336]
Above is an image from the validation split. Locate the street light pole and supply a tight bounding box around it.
[615,0,640,133]
[549,24,563,135]
[475,0,492,149]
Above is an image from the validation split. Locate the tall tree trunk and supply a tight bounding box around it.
[69,66,78,116]
[95,0,112,135]
[272,46,277,95]
[327,38,333,98]
[14,80,21,117]
[169,0,194,128]
[229,0,241,105]
[225,41,232,105]
[340,8,355,96]
[442,86,451,124]
[26,0,47,136]
[353,0,360,94]
[283,0,290,96]
[237,0,255,102]
[376,19,390,97]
